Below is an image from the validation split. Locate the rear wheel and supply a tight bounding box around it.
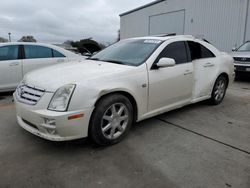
[209,75,228,105]
[89,94,133,146]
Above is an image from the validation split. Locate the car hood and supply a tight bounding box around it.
[231,51,250,58]
[23,60,134,92]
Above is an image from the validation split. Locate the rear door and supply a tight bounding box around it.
[0,45,22,90]
[187,41,217,98]
[22,45,66,75]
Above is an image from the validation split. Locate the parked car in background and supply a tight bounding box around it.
[14,35,234,146]
[232,41,250,74]
[0,42,84,92]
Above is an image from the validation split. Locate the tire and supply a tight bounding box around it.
[89,94,134,146]
[209,75,228,105]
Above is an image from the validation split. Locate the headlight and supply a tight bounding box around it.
[48,84,76,112]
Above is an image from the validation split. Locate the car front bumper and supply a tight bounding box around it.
[234,63,250,73]
[14,93,94,141]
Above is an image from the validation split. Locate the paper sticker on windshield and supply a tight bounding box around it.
[144,40,162,44]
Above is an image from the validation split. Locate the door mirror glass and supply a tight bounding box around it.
[156,58,176,68]
[82,52,92,57]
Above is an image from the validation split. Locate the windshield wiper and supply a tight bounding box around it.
[87,57,100,60]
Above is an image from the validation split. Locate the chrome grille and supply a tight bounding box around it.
[234,57,250,62]
[16,84,45,105]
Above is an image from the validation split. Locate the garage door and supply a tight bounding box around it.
[149,10,185,36]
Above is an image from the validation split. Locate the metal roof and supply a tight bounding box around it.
[119,0,165,17]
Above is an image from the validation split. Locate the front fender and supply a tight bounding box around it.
[68,64,148,120]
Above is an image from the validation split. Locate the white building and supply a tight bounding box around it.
[120,0,250,52]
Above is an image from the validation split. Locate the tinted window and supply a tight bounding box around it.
[53,50,65,58]
[157,42,188,64]
[188,41,215,60]
[0,45,19,61]
[187,41,201,60]
[24,45,53,59]
[200,45,215,58]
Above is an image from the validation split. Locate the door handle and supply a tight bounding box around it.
[9,62,20,66]
[57,59,65,63]
[184,70,192,75]
[203,62,214,67]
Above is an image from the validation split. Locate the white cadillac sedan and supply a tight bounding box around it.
[0,42,83,92]
[14,35,235,145]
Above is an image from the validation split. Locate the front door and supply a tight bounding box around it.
[148,41,193,113]
[0,45,22,91]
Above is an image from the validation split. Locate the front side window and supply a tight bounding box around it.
[156,41,188,64]
[24,45,53,59]
[0,45,19,61]
[90,39,163,66]
[237,42,250,52]
[188,41,215,60]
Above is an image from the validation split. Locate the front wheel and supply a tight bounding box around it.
[89,94,133,146]
[209,75,228,105]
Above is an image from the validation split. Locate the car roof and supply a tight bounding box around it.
[0,42,59,48]
[127,35,195,42]
[0,42,81,58]
[126,34,220,56]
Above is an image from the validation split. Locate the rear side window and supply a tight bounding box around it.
[53,50,65,58]
[0,45,19,61]
[200,45,215,58]
[157,41,188,64]
[24,45,53,59]
[187,41,215,60]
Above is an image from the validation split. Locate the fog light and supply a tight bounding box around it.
[43,118,57,135]
[47,129,57,135]
[44,118,56,126]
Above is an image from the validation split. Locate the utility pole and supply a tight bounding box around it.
[8,33,11,42]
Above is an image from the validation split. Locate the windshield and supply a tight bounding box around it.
[237,42,250,52]
[89,39,162,66]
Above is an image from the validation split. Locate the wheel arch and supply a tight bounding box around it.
[210,72,229,96]
[216,72,229,88]
[93,90,139,123]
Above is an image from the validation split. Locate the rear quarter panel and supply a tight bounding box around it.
[214,53,235,86]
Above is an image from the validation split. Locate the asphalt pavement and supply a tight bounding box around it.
[0,76,249,188]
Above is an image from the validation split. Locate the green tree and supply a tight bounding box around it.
[71,38,102,55]
[18,36,37,42]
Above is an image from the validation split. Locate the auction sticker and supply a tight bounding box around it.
[144,40,162,44]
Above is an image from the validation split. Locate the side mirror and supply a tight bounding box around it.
[91,51,98,56]
[156,58,176,68]
[82,52,92,57]
[232,47,237,52]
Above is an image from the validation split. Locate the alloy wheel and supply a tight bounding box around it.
[214,79,226,102]
[101,103,129,140]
